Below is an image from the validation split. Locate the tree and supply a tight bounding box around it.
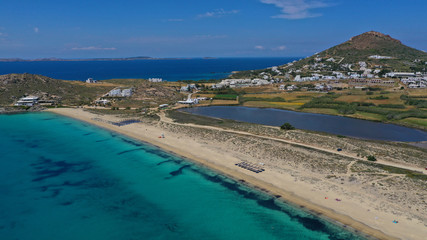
[280,122,295,130]
[367,155,377,161]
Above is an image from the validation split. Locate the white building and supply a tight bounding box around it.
[15,96,39,106]
[107,88,133,97]
[148,78,163,82]
[178,94,199,105]
[287,85,298,91]
[121,88,133,97]
[86,78,97,83]
[386,72,416,78]
[369,55,392,59]
[180,84,198,92]
[95,99,110,105]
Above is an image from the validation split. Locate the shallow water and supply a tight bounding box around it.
[180,106,427,142]
[0,112,366,240]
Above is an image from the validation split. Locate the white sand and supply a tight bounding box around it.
[48,108,427,240]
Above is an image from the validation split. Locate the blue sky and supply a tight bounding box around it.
[1,0,427,58]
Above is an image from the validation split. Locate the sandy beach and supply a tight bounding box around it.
[47,107,426,240]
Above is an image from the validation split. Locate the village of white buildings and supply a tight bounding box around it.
[206,55,427,93]
[14,54,427,107]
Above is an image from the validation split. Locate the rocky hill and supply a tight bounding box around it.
[291,31,427,72]
[0,74,182,107]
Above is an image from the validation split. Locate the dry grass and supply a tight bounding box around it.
[407,89,427,97]
[209,99,239,105]
[243,101,303,110]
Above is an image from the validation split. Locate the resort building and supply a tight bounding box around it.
[180,84,198,92]
[86,78,97,83]
[107,88,133,97]
[349,79,395,86]
[95,99,110,105]
[148,78,163,82]
[15,96,39,106]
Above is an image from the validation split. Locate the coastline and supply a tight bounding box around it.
[47,108,425,240]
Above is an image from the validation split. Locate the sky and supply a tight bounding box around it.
[1,0,427,58]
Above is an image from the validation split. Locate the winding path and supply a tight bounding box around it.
[159,111,427,175]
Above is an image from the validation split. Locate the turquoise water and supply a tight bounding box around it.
[0,113,367,240]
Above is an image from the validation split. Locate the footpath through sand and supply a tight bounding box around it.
[158,111,427,175]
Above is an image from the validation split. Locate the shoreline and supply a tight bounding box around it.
[45,108,408,240]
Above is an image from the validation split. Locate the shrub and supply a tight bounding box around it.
[370,95,389,100]
[280,122,295,130]
[378,104,405,109]
[213,94,238,100]
[367,155,377,161]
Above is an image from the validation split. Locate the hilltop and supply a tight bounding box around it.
[231,31,427,80]
[289,31,427,73]
[0,74,182,108]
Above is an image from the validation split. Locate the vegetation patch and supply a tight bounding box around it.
[378,104,406,109]
[213,94,238,100]
[240,96,286,102]
[401,95,427,108]
[360,161,427,181]
[280,122,295,130]
[369,95,389,100]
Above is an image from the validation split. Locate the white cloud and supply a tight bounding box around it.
[260,0,331,19]
[197,9,239,18]
[34,27,39,33]
[255,45,265,50]
[71,46,117,51]
[273,45,287,51]
[194,35,227,39]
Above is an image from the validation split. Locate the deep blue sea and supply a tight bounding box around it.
[0,112,367,240]
[0,58,296,81]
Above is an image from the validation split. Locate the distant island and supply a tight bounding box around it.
[0,56,192,62]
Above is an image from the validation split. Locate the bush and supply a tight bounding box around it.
[280,122,295,130]
[366,91,374,95]
[213,94,238,100]
[370,95,389,100]
[337,104,356,114]
[367,155,377,161]
[378,104,405,109]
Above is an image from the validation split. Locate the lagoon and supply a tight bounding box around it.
[180,106,427,142]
